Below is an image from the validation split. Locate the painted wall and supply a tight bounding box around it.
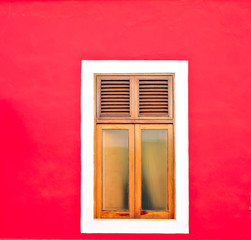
[0,1,250,239]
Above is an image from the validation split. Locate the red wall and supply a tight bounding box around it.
[0,1,251,239]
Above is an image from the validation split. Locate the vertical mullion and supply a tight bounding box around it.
[96,76,101,119]
[133,77,139,120]
[135,124,142,218]
[168,76,173,119]
[94,124,97,218]
[130,76,135,120]
[167,124,175,218]
[96,124,102,218]
[129,125,135,218]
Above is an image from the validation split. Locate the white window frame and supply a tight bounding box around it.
[81,60,189,233]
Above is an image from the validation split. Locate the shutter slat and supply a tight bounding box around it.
[101,103,129,106]
[101,81,130,85]
[101,84,130,89]
[102,93,130,95]
[101,109,130,112]
[140,110,168,112]
[139,79,169,116]
[102,106,129,109]
[140,106,168,109]
[101,88,130,91]
[100,79,130,116]
[140,101,168,106]
[139,84,168,89]
[140,99,168,102]
[139,81,168,84]
[139,88,168,91]
[139,96,168,99]
[140,92,168,95]
[101,99,130,102]
[101,95,130,98]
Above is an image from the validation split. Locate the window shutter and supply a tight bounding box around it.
[99,78,130,117]
[139,78,169,116]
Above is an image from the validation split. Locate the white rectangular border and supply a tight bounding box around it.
[81,60,189,233]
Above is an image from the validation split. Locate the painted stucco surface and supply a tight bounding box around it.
[0,1,251,239]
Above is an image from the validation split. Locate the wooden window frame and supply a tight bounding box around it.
[135,124,174,219]
[96,124,135,219]
[96,74,174,124]
[94,73,175,219]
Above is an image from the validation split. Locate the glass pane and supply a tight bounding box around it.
[141,129,168,211]
[102,129,129,210]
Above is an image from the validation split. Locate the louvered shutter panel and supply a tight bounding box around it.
[139,78,169,116]
[99,78,130,117]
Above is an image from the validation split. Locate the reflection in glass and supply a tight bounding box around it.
[141,129,168,211]
[102,129,129,210]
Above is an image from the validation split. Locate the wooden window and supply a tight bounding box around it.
[94,74,175,219]
[97,76,132,119]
